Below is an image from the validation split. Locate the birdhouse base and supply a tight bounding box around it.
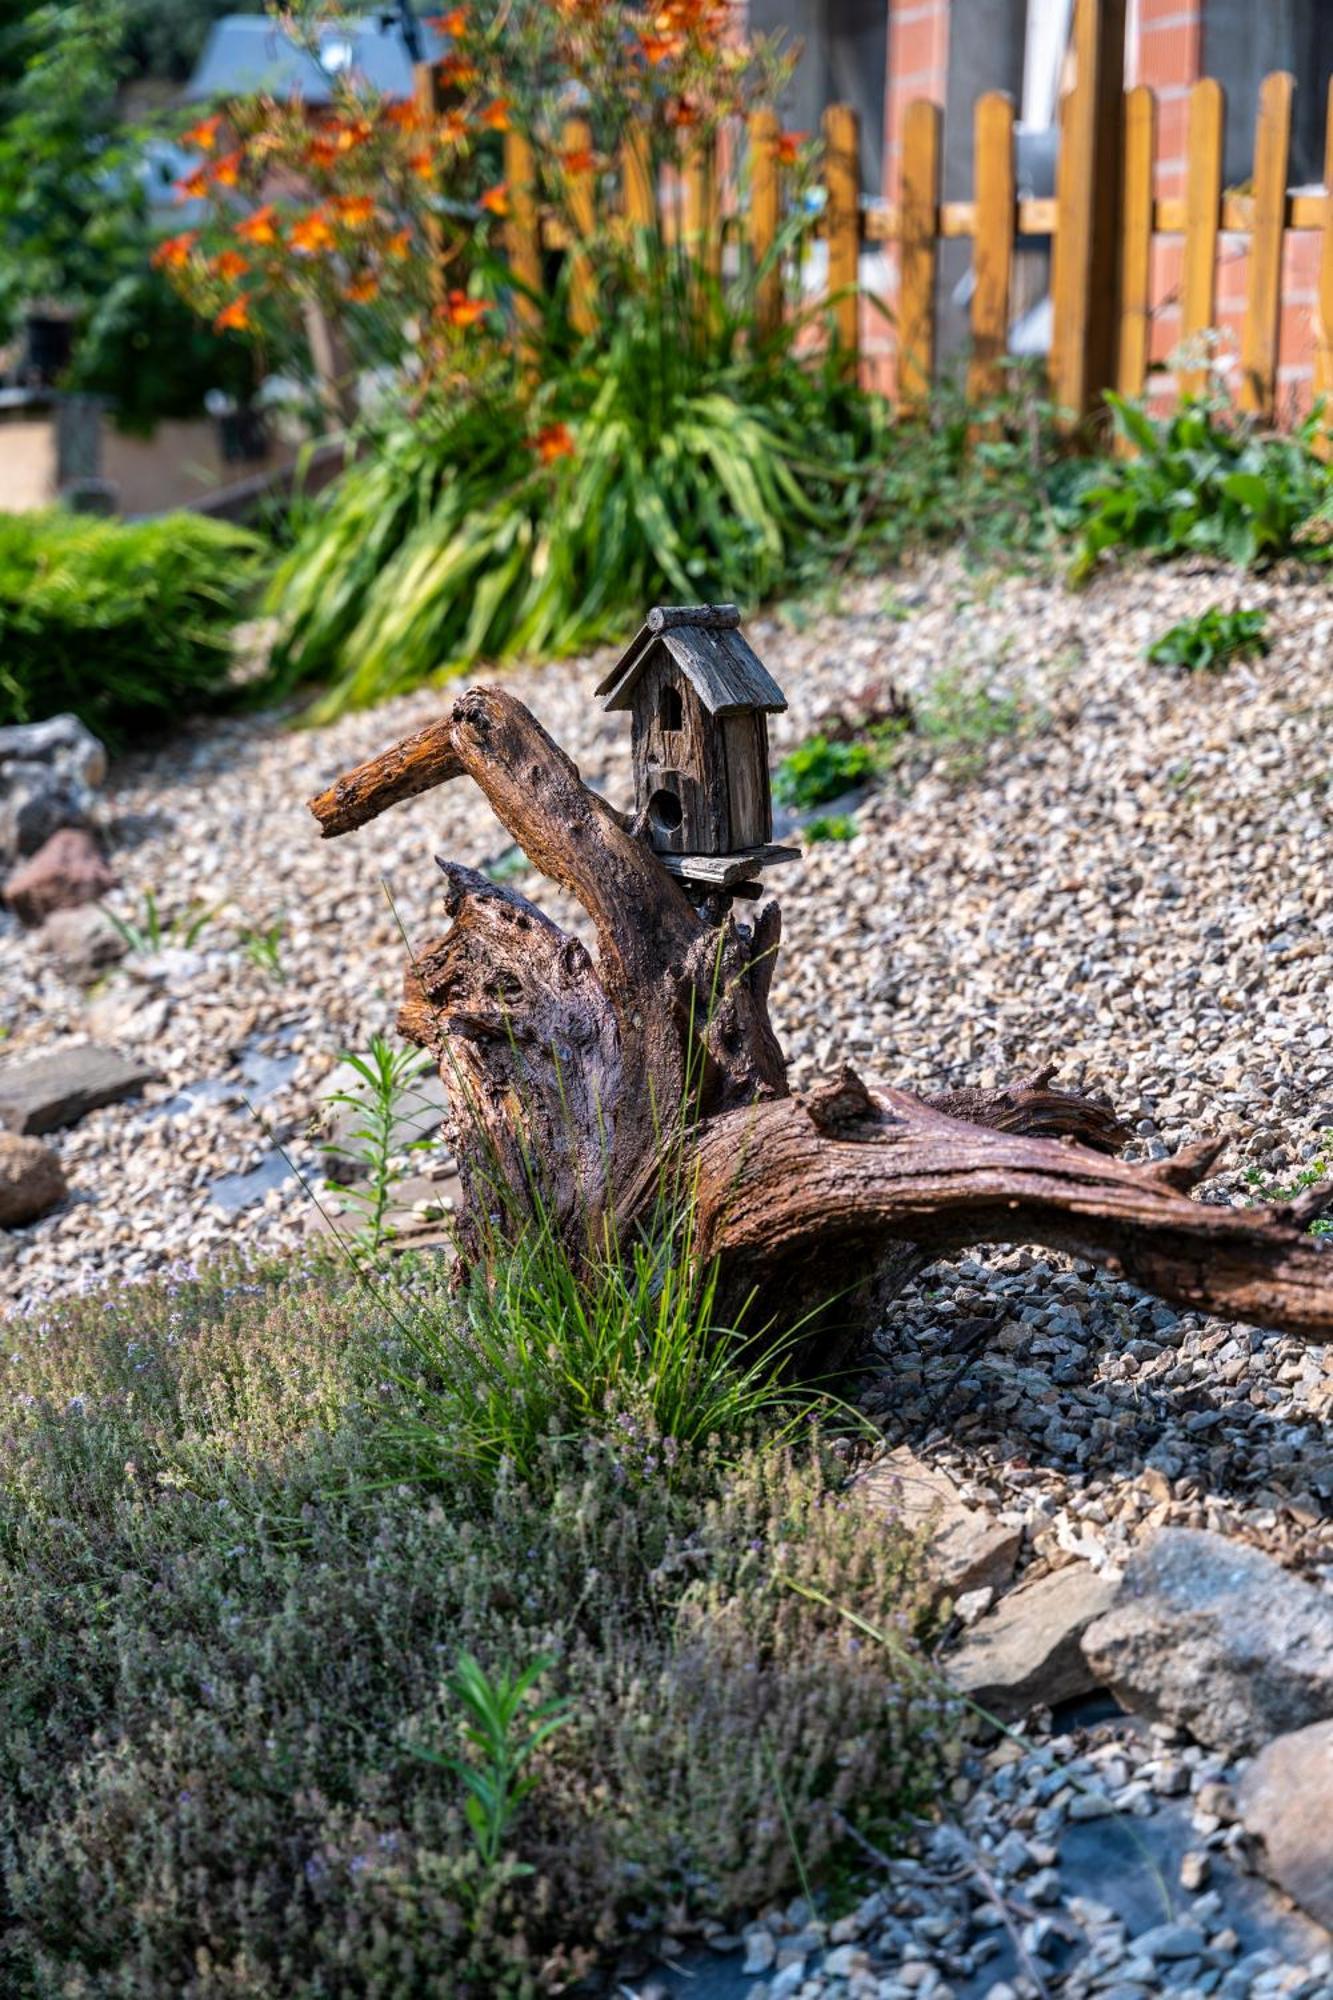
[655,843,800,895]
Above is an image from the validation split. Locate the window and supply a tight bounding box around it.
[659,681,683,732]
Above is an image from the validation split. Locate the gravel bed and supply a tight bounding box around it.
[3,550,1331,1980]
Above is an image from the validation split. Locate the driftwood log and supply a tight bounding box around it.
[309,687,1333,1357]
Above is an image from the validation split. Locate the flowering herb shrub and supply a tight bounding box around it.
[0,1257,953,1994]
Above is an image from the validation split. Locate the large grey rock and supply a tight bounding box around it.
[1238,1719,1333,1930]
[947,1562,1119,1717]
[4,826,116,926]
[1080,1528,1333,1755]
[321,1060,448,1179]
[856,1448,1021,1602]
[0,1132,66,1225]
[0,1045,157,1134]
[0,715,107,862]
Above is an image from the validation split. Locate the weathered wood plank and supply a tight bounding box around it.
[722,713,772,850]
[1240,71,1293,421]
[656,844,800,887]
[1051,0,1128,423]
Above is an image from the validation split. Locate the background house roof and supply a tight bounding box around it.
[185,13,445,104]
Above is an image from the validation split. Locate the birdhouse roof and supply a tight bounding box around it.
[596,605,787,716]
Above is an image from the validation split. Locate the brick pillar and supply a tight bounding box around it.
[883,0,951,202]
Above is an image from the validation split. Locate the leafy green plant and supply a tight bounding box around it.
[1146,604,1270,673]
[101,889,212,953]
[1244,1137,1333,1236]
[804,814,858,842]
[1071,393,1333,582]
[774,733,882,810]
[322,1038,434,1252]
[0,509,263,740]
[413,1654,571,1885]
[236,919,285,980]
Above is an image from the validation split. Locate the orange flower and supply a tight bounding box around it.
[408,148,436,179]
[531,421,575,464]
[427,6,468,31]
[332,193,377,228]
[479,181,509,217]
[212,249,250,281]
[562,146,597,175]
[440,108,468,145]
[214,293,253,333]
[437,53,476,88]
[152,230,197,269]
[181,113,223,152]
[290,208,335,254]
[174,166,210,201]
[337,117,373,151]
[479,96,510,132]
[776,131,804,165]
[441,289,488,328]
[343,272,381,303]
[211,149,244,188]
[306,133,341,168]
[639,30,683,63]
[666,98,699,129]
[236,203,279,246]
[384,101,422,130]
[385,226,413,258]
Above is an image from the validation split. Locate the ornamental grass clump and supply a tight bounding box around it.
[0,1256,955,1996]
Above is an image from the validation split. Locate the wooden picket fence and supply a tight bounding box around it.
[418,12,1333,430]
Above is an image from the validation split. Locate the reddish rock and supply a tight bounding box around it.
[3,828,117,927]
[0,1132,66,1226]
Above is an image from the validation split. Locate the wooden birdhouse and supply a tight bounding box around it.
[596,603,797,896]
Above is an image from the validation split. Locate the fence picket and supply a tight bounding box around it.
[1315,78,1333,437]
[969,92,1015,402]
[1240,71,1293,420]
[899,98,942,411]
[748,109,782,341]
[1115,83,1155,416]
[562,116,597,335]
[1181,77,1224,396]
[622,126,655,231]
[1052,0,1127,422]
[504,129,543,350]
[823,103,861,373]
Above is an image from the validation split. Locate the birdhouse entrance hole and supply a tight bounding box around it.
[659,682,683,732]
[648,786,683,835]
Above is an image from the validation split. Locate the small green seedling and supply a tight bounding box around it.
[1244,1134,1333,1236]
[1146,605,1270,674]
[237,921,286,981]
[413,1653,570,1878]
[804,814,857,843]
[323,1037,434,1252]
[102,890,213,954]
[774,734,880,810]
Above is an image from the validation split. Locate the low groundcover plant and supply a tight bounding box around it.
[0,1249,955,1996]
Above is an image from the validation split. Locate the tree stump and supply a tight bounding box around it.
[309,687,1333,1355]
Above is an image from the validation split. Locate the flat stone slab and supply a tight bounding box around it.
[0,1044,158,1134]
[856,1447,1021,1602]
[1081,1527,1333,1756]
[947,1561,1119,1718]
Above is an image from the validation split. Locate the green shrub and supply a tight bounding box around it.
[0,509,263,740]
[0,1259,952,1995]
[1146,604,1270,673]
[774,733,883,810]
[1071,393,1333,581]
[804,814,858,842]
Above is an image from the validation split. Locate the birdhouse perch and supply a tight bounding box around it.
[595,603,798,897]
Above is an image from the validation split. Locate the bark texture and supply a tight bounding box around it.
[309,687,1333,1349]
